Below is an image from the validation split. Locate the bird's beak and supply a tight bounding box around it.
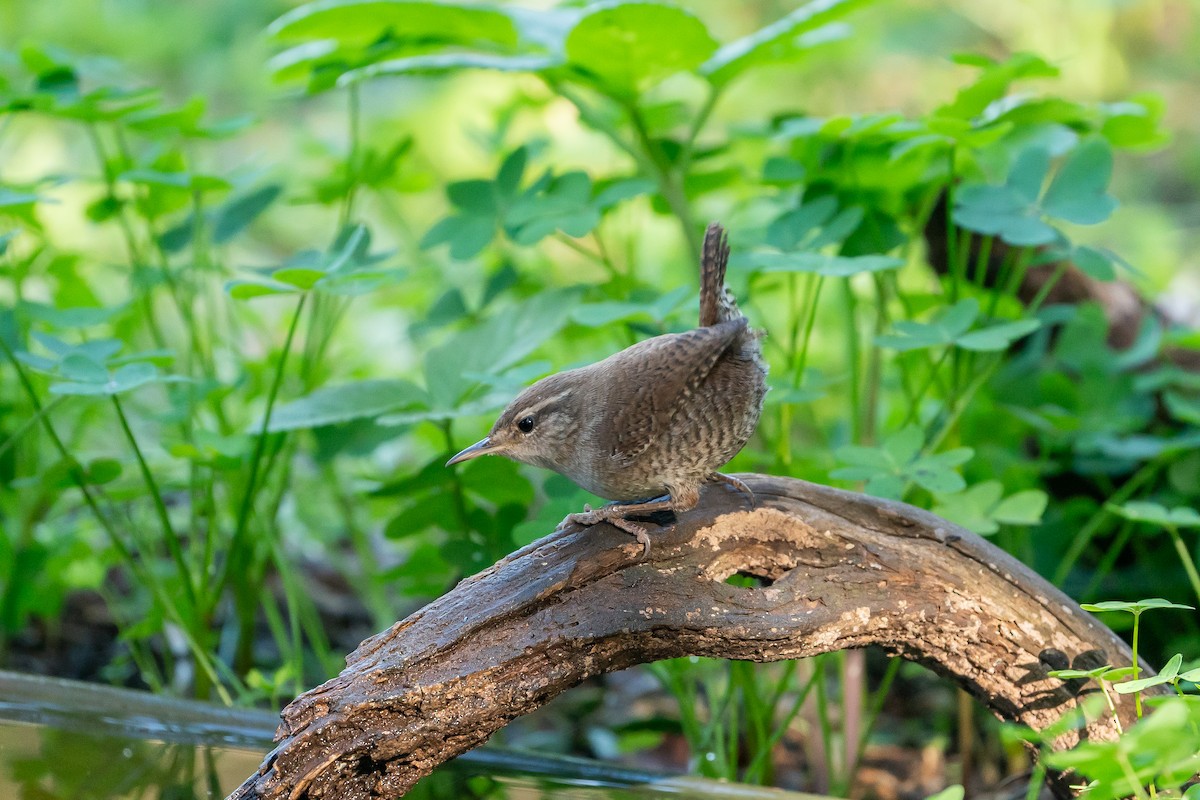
[446,437,501,467]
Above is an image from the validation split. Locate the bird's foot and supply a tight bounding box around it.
[709,472,755,507]
[562,500,674,560]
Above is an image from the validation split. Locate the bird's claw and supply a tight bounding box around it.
[562,504,653,560]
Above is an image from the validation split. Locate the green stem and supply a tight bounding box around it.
[922,352,1003,457]
[841,279,861,443]
[1052,461,1161,585]
[0,395,64,461]
[340,84,362,230]
[214,293,308,606]
[112,396,198,617]
[970,235,993,288]
[1132,611,1142,719]
[792,275,826,388]
[1081,520,1135,598]
[1027,260,1070,313]
[0,336,131,565]
[944,147,961,303]
[625,101,700,265]
[902,348,953,427]
[84,123,166,350]
[2,339,235,698]
[1165,525,1200,606]
[743,664,815,783]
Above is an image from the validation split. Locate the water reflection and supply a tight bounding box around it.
[0,671,816,799]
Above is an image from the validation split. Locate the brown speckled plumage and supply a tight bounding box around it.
[447,222,768,554]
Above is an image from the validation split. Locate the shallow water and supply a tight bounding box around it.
[0,670,820,799]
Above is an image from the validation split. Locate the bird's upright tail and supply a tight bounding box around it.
[699,222,740,327]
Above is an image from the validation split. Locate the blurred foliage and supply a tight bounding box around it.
[1,0,1199,794]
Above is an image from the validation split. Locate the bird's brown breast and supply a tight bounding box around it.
[564,323,767,502]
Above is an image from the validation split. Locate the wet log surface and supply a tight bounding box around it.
[230,475,1146,800]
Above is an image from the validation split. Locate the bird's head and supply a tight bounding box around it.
[445,371,583,472]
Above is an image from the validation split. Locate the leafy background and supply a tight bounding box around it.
[1,0,1199,795]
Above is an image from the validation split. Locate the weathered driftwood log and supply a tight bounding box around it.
[230,475,1146,800]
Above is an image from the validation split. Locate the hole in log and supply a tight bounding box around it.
[724,571,775,589]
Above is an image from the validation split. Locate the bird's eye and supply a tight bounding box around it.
[517,416,535,433]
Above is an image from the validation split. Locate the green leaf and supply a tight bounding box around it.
[226,280,298,300]
[876,298,979,351]
[109,362,160,393]
[570,287,690,327]
[935,484,1047,535]
[1108,501,1200,529]
[20,302,124,329]
[1072,245,1118,281]
[268,0,520,50]
[422,288,582,411]
[736,252,903,278]
[765,196,838,250]
[953,183,1057,247]
[1041,138,1117,225]
[1164,391,1200,426]
[1111,671,1172,696]
[564,2,717,97]
[1047,665,1112,681]
[212,184,283,243]
[58,353,108,383]
[937,52,1058,121]
[992,490,1048,526]
[273,267,326,290]
[1099,93,1170,149]
[506,171,600,244]
[1005,146,1050,203]
[1082,598,1195,615]
[593,176,655,210]
[1114,654,1182,694]
[935,482,1003,534]
[266,379,426,432]
[85,457,123,485]
[460,457,534,508]
[762,156,806,185]
[833,426,970,502]
[119,169,231,192]
[923,787,964,800]
[910,448,972,494]
[955,318,1040,352]
[496,147,528,198]
[447,178,499,214]
[882,425,923,465]
[0,187,49,207]
[341,53,557,85]
[700,0,870,86]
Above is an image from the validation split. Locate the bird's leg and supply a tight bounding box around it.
[708,472,755,507]
[564,484,700,559]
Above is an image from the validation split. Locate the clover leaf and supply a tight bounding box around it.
[832,425,972,499]
[422,146,649,260]
[227,224,399,299]
[877,298,1040,353]
[15,333,184,397]
[954,139,1118,247]
[1108,501,1200,529]
[933,481,1047,535]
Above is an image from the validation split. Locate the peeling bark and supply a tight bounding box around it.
[230,476,1148,800]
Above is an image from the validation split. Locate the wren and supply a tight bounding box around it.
[447,222,768,555]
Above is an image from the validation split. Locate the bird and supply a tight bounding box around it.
[446,222,768,556]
